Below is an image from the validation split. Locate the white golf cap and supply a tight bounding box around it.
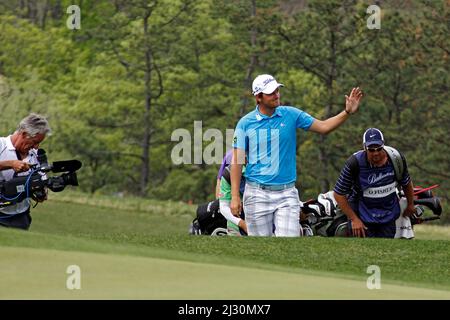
[252,74,284,96]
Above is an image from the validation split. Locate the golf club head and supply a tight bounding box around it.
[414,197,442,216]
[303,202,326,217]
[414,188,434,199]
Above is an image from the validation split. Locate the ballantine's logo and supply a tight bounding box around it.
[367,171,394,184]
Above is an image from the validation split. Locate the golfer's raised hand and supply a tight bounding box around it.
[345,87,363,114]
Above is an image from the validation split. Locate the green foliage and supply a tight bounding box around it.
[151,167,217,203]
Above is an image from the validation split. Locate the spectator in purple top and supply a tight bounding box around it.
[216,150,233,198]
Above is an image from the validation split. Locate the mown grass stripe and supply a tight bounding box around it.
[2,246,450,300]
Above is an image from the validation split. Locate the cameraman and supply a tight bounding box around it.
[0,113,51,230]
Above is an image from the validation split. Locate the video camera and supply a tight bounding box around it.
[0,149,82,208]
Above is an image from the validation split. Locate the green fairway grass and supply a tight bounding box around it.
[2,246,450,299]
[0,192,449,299]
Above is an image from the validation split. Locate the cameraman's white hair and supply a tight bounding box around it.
[17,113,51,137]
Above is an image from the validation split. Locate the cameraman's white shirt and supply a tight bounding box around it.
[0,135,39,215]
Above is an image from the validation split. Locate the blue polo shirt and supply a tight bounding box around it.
[232,105,314,185]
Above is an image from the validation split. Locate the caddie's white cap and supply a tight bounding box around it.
[252,74,284,96]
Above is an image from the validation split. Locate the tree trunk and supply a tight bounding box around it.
[26,0,38,24]
[318,29,337,193]
[38,0,49,29]
[239,0,257,117]
[50,0,62,20]
[140,12,152,197]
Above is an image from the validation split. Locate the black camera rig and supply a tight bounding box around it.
[0,149,82,208]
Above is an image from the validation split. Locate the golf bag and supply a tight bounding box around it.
[300,191,349,237]
[404,185,442,225]
[189,199,227,236]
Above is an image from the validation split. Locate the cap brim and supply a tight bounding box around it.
[261,82,284,95]
[365,140,384,147]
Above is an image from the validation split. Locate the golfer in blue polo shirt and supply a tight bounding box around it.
[230,74,363,237]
